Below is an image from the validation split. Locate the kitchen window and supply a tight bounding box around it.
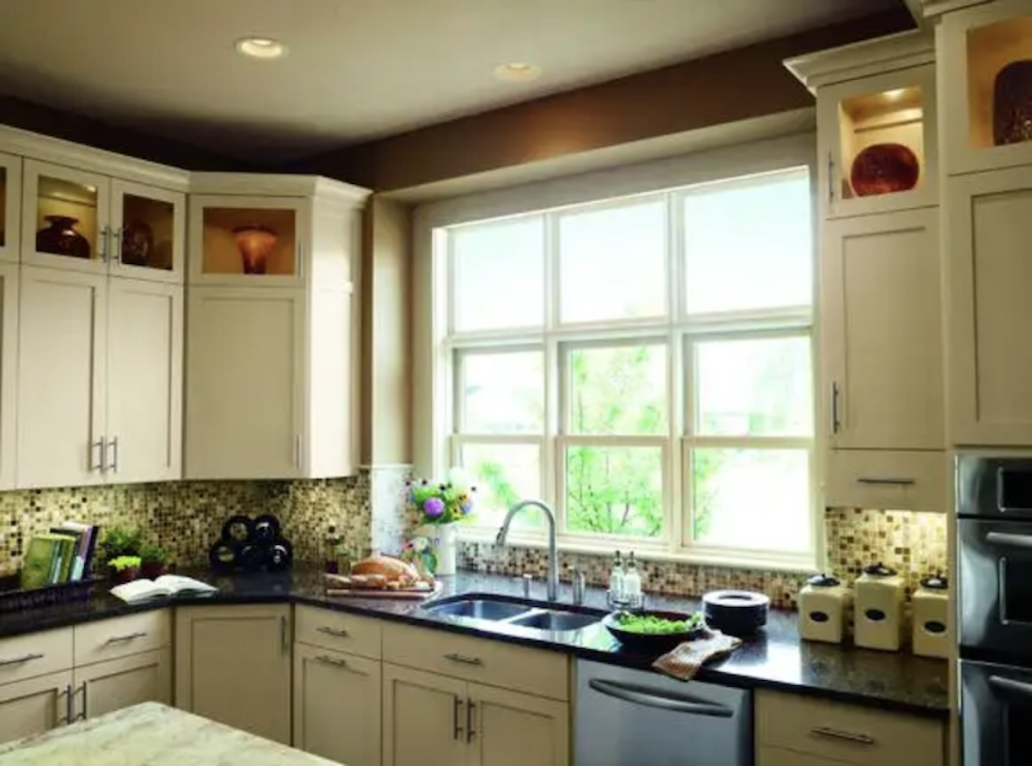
[434,165,816,568]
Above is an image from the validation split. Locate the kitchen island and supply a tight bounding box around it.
[0,702,339,765]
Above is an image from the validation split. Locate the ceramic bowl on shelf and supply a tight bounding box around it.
[850,143,920,197]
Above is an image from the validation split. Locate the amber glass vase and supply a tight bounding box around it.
[233,225,278,275]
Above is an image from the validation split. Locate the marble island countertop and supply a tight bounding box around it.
[0,702,337,765]
[0,568,950,718]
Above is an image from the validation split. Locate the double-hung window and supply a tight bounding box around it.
[436,165,816,567]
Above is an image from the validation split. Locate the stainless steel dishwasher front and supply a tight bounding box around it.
[575,659,752,766]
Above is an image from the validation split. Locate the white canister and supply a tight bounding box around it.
[912,573,950,659]
[799,573,852,644]
[854,562,905,651]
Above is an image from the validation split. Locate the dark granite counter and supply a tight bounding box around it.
[0,569,949,718]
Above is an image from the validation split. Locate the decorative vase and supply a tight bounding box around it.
[121,220,154,266]
[850,143,920,197]
[36,215,90,258]
[418,523,458,576]
[233,225,277,275]
[993,60,1032,146]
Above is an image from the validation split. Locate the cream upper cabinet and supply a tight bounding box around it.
[175,605,292,745]
[383,663,469,766]
[293,643,381,766]
[0,671,72,747]
[0,263,17,491]
[822,208,944,451]
[0,152,22,264]
[947,165,1032,445]
[74,649,171,721]
[106,279,183,483]
[20,160,185,282]
[16,266,107,489]
[786,31,937,219]
[939,0,1032,176]
[469,682,570,766]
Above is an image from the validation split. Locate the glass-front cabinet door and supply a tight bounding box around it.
[0,153,21,263]
[943,0,1032,175]
[21,159,111,272]
[188,195,307,286]
[819,64,937,218]
[110,180,185,282]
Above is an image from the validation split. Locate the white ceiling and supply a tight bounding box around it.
[0,0,900,162]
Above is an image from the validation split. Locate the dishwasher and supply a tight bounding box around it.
[575,659,752,766]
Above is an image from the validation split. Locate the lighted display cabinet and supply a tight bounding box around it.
[0,153,21,263]
[940,0,1032,175]
[786,30,937,218]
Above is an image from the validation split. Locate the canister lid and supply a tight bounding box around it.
[807,573,841,587]
[920,573,948,590]
[862,562,897,577]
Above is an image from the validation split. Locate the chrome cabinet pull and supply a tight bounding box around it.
[75,683,88,721]
[297,236,304,280]
[811,725,875,746]
[294,434,301,469]
[444,652,483,666]
[827,151,835,205]
[104,631,146,644]
[830,382,841,434]
[280,615,290,654]
[0,652,44,668]
[111,226,122,263]
[98,227,109,262]
[107,436,119,473]
[453,695,464,741]
[989,675,1032,699]
[986,532,1032,550]
[89,440,105,472]
[316,625,349,638]
[315,654,348,669]
[588,679,733,718]
[61,683,72,725]
[466,700,476,743]
[856,477,916,486]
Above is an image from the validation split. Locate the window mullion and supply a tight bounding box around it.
[545,212,560,518]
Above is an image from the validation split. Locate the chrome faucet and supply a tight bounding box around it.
[496,499,559,602]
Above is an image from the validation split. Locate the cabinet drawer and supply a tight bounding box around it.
[74,609,171,666]
[295,605,382,660]
[382,621,569,701]
[756,690,944,766]
[0,628,73,684]
[826,450,947,512]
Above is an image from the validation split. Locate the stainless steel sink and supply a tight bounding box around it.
[420,594,604,634]
[508,610,601,632]
[421,598,530,621]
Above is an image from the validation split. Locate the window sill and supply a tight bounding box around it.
[457,527,818,573]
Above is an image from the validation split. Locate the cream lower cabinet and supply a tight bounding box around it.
[175,605,292,745]
[468,682,570,766]
[821,208,946,510]
[0,671,72,745]
[294,643,382,766]
[74,649,171,721]
[383,664,469,766]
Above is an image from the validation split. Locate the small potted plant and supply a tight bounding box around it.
[108,556,142,585]
[139,543,168,580]
[99,526,142,562]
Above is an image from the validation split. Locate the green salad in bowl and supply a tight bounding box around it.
[615,612,705,634]
[602,609,707,653]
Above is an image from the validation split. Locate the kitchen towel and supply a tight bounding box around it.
[652,628,742,681]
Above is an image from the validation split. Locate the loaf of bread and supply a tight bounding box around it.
[351,554,419,582]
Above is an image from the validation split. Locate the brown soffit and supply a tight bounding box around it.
[300,8,914,192]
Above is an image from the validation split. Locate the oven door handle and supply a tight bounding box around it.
[587,679,734,718]
[989,675,1032,699]
[986,532,1032,550]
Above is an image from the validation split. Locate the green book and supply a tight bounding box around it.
[21,535,65,590]
[56,536,78,583]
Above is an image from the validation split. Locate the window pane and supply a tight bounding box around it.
[566,446,663,538]
[452,216,544,331]
[695,336,813,437]
[459,443,541,530]
[568,345,667,435]
[683,170,812,314]
[691,449,810,551]
[559,200,666,323]
[460,351,543,434]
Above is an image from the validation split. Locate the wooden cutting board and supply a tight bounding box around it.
[324,580,443,600]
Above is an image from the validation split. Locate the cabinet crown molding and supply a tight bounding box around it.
[920,0,993,18]
[784,29,935,93]
[188,172,371,206]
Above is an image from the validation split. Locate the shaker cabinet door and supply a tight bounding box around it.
[0,671,73,746]
[74,649,171,721]
[109,180,185,283]
[468,682,569,766]
[0,263,17,490]
[382,663,469,766]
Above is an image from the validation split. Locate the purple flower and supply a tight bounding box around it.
[461,500,473,515]
[424,497,445,518]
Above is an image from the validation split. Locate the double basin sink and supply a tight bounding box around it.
[420,594,605,634]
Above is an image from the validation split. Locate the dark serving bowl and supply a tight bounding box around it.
[601,609,707,654]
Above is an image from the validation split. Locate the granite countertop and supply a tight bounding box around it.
[0,568,950,718]
[0,702,335,765]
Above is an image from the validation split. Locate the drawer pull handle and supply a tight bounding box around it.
[856,477,916,486]
[811,726,875,746]
[444,652,483,666]
[104,631,147,644]
[316,626,350,638]
[453,695,464,740]
[0,653,44,668]
[314,654,369,676]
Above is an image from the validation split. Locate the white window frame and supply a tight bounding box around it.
[413,132,822,571]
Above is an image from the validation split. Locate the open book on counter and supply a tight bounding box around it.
[110,575,218,604]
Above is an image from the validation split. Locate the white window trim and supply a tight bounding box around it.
[413,131,824,572]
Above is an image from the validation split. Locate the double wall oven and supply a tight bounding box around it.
[958,455,1032,765]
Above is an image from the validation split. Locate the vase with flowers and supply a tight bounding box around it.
[404,470,476,576]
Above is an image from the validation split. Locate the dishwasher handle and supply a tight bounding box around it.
[588,678,734,718]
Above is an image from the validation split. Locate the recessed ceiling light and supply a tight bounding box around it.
[235,37,287,60]
[494,62,542,82]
